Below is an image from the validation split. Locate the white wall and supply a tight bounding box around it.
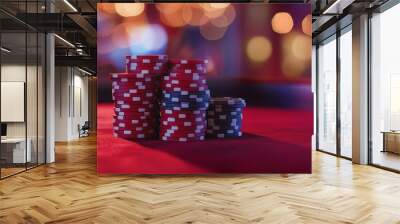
[1,63,46,164]
[54,67,89,141]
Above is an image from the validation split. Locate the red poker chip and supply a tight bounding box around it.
[127,58,168,64]
[160,122,207,130]
[113,114,156,122]
[160,130,206,139]
[163,75,207,83]
[167,72,206,82]
[160,125,206,132]
[113,128,157,134]
[113,111,158,119]
[112,87,159,95]
[112,80,160,86]
[112,99,159,107]
[113,109,158,115]
[160,124,207,132]
[169,59,208,65]
[113,95,159,103]
[170,68,206,74]
[161,77,208,88]
[161,79,208,89]
[113,116,158,124]
[110,72,161,80]
[160,115,206,123]
[126,60,167,66]
[168,69,206,74]
[126,62,168,69]
[112,87,160,95]
[114,100,157,108]
[113,121,158,128]
[160,133,205,140]
[111,75,161,82]
[113,118,158,125]
[111,78,161,85]
[114,103,154,109]
[126,55,168,62]
[161,83,208,92]
[114,105,157,113]
[127,68,168,75]
[160,135,205,141]
[113,130,157,140]
[162,85,208,93]
[113,121,157,131]
[113,106,158,113]
[112,97,158,103]
[112,90,159,96]
[172,62,207,69]
[112,84,160,91]
[112,92,159,99]
[114,110,159,117]
[160,125,206,133]
[112,95,159,103]
[113,128,158,135]
[114,134,155,141]
[169,67,207,75]
[126,65,169,73]
[114,103,157,110]
[112,86,160,92]
[161,109,206,115]
[111,75,160,82]
[161,128,205,134]
[113,114,157,121]
[114,134,154,140]
[162,76,207,83]
[160,120,207,128]
[160,110,206,119]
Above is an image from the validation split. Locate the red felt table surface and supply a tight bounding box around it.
[97,103,313,174]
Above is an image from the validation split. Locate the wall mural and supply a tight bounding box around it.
[97,3,313,174]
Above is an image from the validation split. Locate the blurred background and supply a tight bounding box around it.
[97,3,312,109]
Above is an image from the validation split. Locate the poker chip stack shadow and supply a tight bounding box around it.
[160,59,210,141]
[111,55,168,140]
[206,97,246,138]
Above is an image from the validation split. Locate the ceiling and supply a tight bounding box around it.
[312,0,390,43]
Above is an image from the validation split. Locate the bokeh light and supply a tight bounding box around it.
[201,3,227,19]
[98,3,311,84]
[271,12,293,34]
[282,32,311,61]
[291,34,311,61]
[115,3,145,17]
[210,5,236,28]
[156,4,182,14]
[129,24,168,53]
[281,32,311,78]
[182,5,209,26]
[246,36,273,63]
[301,14,312,36]
[200,22,228,40]
[281,56,307,78]
[159,4,186,27]
[98,4,115,15]
[209,3,230,9]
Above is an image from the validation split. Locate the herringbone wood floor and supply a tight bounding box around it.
[1,135,400,224]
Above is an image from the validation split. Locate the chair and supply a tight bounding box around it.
[79,121,90,138]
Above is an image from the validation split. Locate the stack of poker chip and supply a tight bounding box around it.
[111,55,168,140]
[206,97,246,138]
[160,59,210,141]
